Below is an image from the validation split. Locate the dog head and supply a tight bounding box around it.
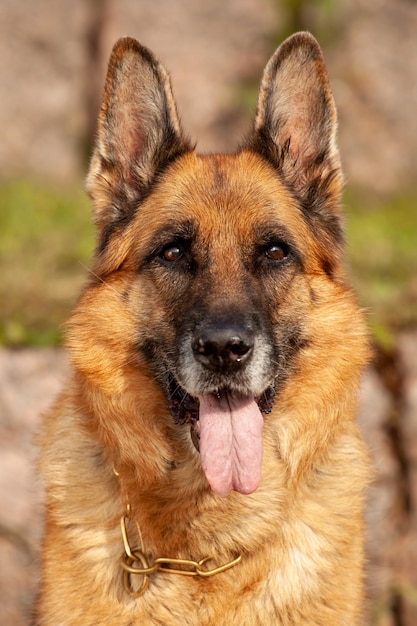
[71,33,353,496]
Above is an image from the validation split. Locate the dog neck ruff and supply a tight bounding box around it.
[119,506,242,598]
[114,470,242,598]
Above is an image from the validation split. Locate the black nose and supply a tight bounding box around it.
[192,322,254,372]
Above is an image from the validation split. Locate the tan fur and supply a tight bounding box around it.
[35,32,369,625]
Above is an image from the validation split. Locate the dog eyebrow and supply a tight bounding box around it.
[153,218,196,240]
[140,219,197,265]
[254,222,302,257]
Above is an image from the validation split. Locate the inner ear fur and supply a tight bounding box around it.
[87,37,192,249]
[247,32,343,223]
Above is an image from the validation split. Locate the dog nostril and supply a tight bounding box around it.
[228,339,252,361]
[192,325,254,371]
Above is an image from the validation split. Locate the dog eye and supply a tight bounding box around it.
[265,243,289,261]
[161,244,184,262]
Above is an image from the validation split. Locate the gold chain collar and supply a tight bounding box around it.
[114,471,242,598]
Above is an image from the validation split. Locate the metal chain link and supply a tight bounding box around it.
[119,513,242,598]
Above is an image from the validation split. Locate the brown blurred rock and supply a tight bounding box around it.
[0,348,67,626]
[358,367,402,620]
[396,331,417,625]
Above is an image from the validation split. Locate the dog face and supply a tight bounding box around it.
[129,153,308,398]
[70,34,348,496]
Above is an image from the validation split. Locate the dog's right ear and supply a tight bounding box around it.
[87,38,191,251]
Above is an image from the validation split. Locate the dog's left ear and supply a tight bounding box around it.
[247,32,343,219]
[87,38,192,250]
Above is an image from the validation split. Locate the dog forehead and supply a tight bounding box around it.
[139,151,307,238]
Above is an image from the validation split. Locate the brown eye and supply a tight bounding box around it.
[162,245,183,262]
[265,243,288,261]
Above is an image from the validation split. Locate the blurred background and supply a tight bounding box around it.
[0,0,416,624]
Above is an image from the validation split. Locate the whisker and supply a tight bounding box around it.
[77,260,121,297]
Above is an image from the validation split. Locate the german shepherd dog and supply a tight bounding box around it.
[36,32,369,625]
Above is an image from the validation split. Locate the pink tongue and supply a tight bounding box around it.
[198,393,263,497]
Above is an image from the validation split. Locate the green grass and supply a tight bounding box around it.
[0,180,94,345]
[0,180,416,347]
[345,190,417,348]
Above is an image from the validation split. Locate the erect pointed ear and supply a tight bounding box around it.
[87,37,192,250]
[247,32,343,227]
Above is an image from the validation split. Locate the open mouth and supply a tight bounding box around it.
[165,374,275,496]
[165,373,275,426]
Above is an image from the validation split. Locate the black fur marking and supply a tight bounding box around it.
[96,147,194,255]
[247,134,342,230]
[298,170,344,245]
[138,338,159,368]
[97,198,139,255]
[166,374,200,425]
